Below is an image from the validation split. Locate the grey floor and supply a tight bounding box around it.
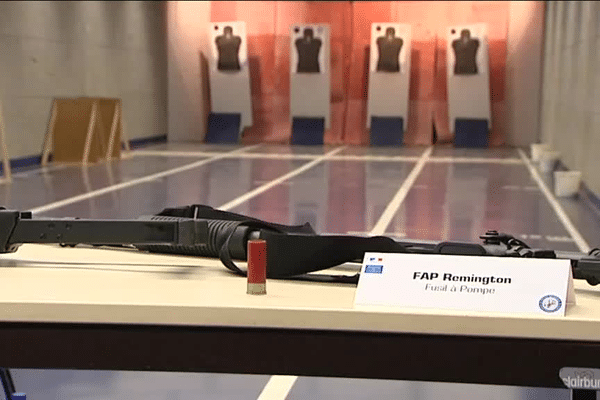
[6,142,599,399]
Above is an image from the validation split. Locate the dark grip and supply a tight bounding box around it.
[135,216,252,261]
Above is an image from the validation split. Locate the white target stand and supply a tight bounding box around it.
[447,23,491,148]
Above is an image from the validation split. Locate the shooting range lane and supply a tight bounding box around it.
[226,159,417,234]
[32,146,346,219]
[27,145,264,216]
[519,149,600,256]
[552,192,600,255]
[34,157,312,219]
[0,156,198,211]
[385,161,581,253]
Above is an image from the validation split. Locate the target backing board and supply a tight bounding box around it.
[289,24,331,129]
[207,21,252,131]
[367,23,411,129]
[446,23,491,131]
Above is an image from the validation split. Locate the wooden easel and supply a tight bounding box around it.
[42,98,131,166]
[0,100,12,183]
[118,106,133,159]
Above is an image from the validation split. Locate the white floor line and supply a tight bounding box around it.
[256,146,430,400]
[256,376,299,400]
[29,145,262,215]
[130,150,224,157]
[193,152,318,160]
[428,157,523,164]
[131,149,421,163]
[132,149,523,165]
[131,150,318,160]
[370,146,433,235]
[517,149,590,253]
[219,146,346,211]
[329,155,420,162]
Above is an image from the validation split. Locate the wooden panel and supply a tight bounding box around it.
[52,98,121,163]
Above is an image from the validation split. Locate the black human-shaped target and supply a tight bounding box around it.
[451,29,480,75]
[376,27,403,73]
[295,28,322,73]
[215,25,242,72]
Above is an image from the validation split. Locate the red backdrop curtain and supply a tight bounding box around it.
[210,1,510,146]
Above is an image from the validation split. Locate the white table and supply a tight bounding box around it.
[0,244,599,388]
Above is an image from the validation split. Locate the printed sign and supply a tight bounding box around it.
[354,252,575,316]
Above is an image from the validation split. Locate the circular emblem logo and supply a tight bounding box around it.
[539,294,562,313]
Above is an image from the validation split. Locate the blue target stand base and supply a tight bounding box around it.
[370,116,404,146]
[454,118,489,148]
[205,113,242,144]
[291,117,325,145]
[12,393,26,400]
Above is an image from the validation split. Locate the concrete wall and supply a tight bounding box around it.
[504,1,545,147]
[0,1,167,160]
[540,1,600,195]
[166,1,211,142]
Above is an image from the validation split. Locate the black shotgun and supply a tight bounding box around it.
[1,205,599,285]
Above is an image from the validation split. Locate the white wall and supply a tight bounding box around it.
[0,1,168,160]
[540,1,600,196]
[166,1,211,142]
[504,1,545,146]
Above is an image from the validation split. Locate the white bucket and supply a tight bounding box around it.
[539,150,560,173]
[530,143,549,162]
[554,170,582,197]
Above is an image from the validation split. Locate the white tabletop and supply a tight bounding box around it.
[1,244,600,342]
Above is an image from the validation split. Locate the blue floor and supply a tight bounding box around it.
[6,142,600,399]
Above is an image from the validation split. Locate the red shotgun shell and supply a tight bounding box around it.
[247,239,267,295]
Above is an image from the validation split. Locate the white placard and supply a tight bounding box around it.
[354,253,575,316]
